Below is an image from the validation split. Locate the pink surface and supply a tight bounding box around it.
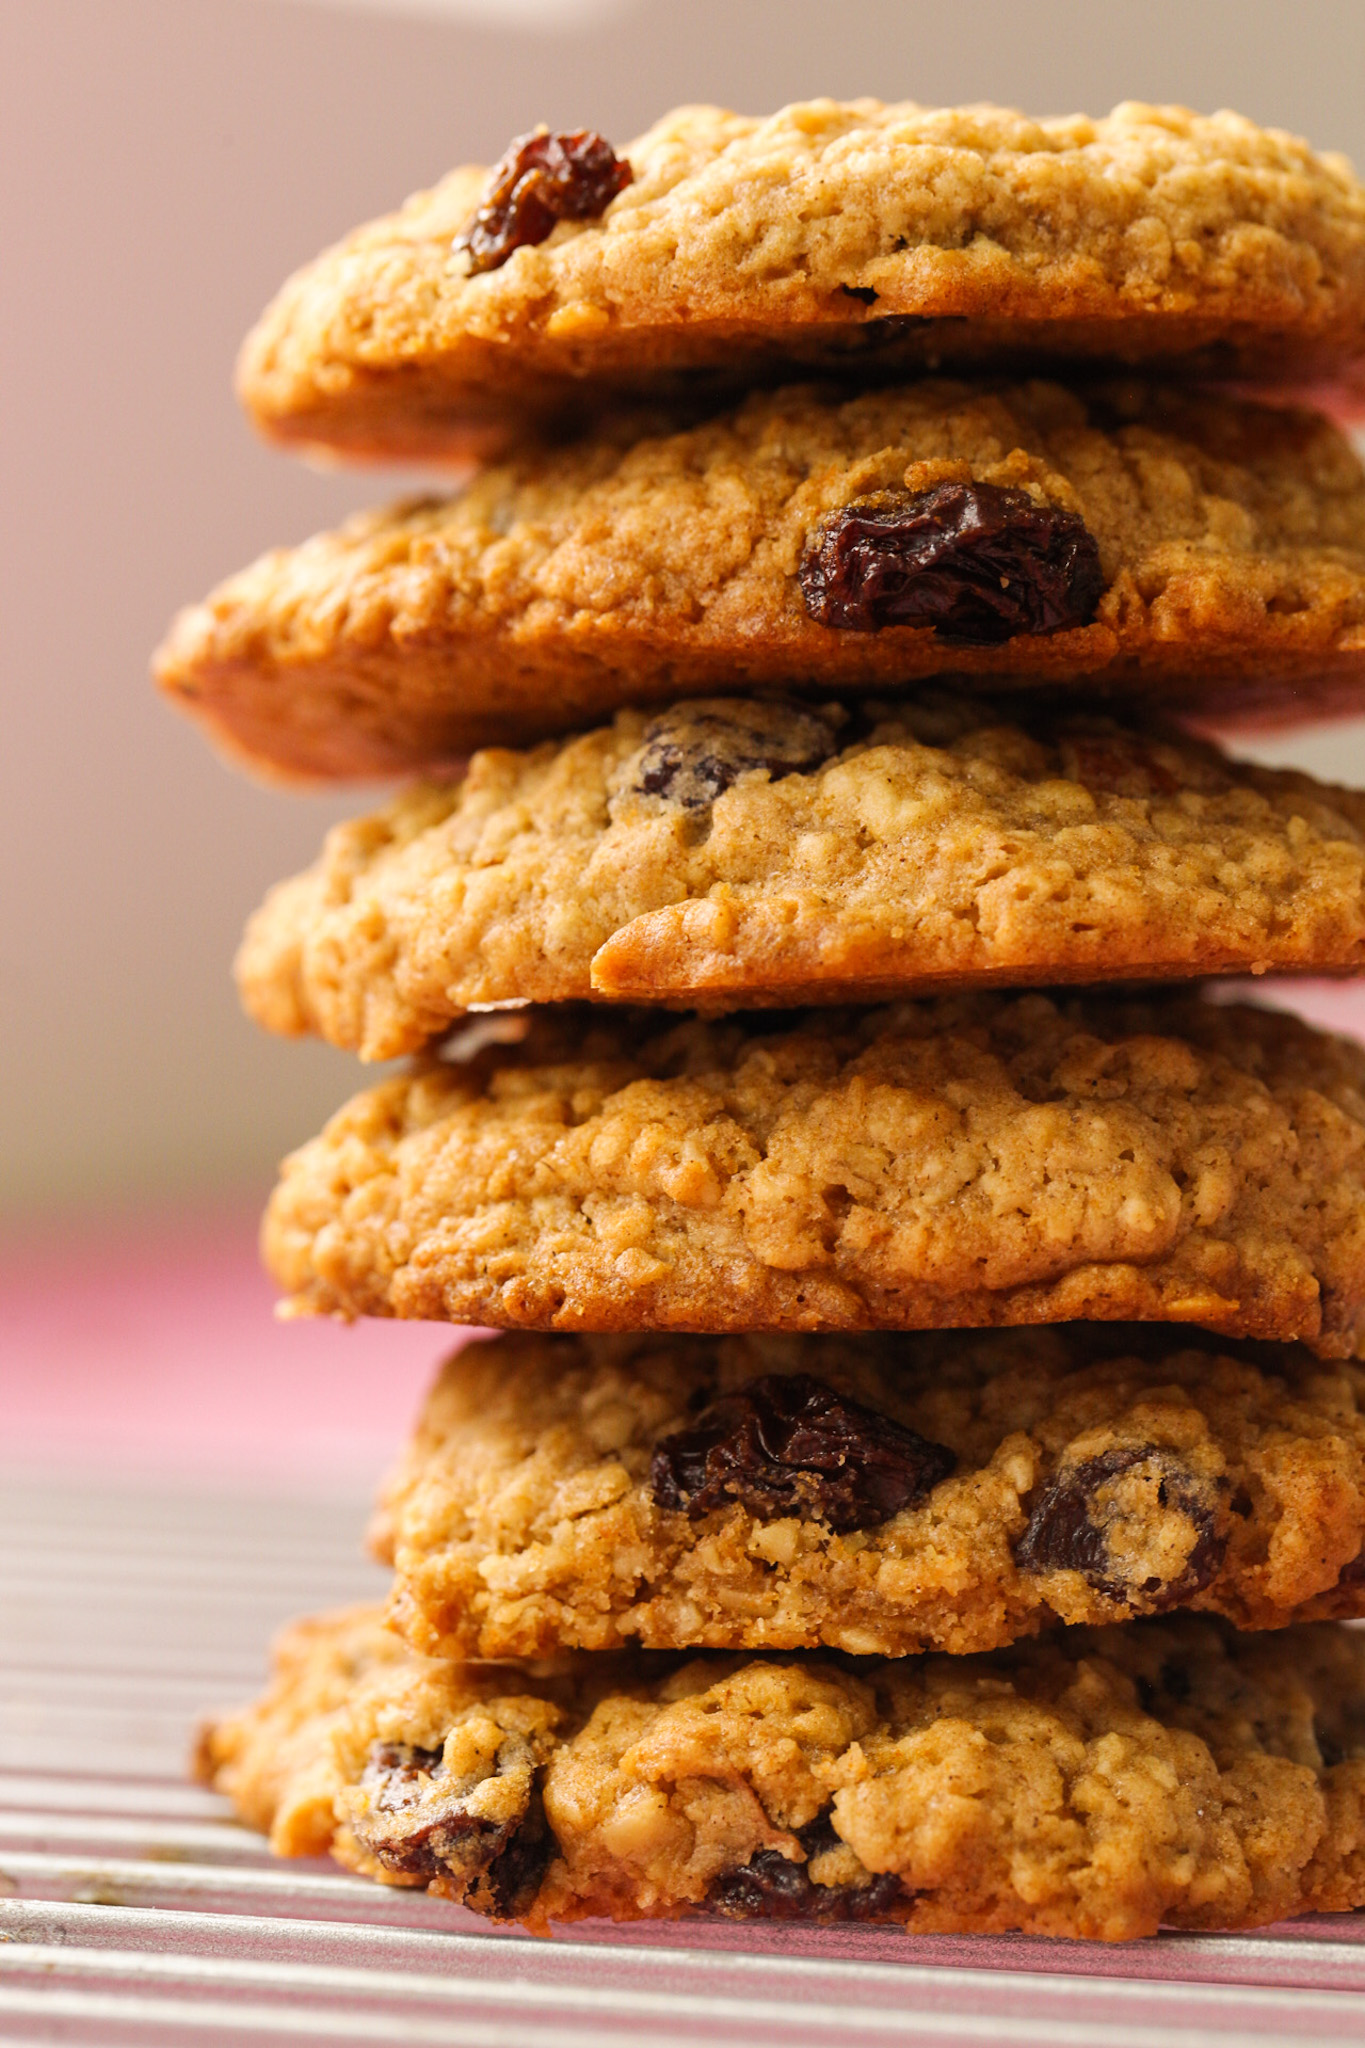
[1249,978,1365,1038]
[6,982,1365,1487]
[0,1207,467,1486]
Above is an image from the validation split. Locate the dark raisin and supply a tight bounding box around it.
[1057,724,1235,801]
[650,1372,955,1532]
[480,1780,553,1918]
[629,700,841,811]
[1059,730,1184,799]
[365,1740,443,1815]
[708,1815,903,1922]
[1317,1728,1346,1769]
[455,128,633,275]
[1015,1448,1227,1611]
[352,1735,549,1917]
[1318,1283,1357,1345]
[1337,1548,1365,1586]
[838,284,879,306]
[809,313,967,359]
[1315,1689,1365,1771]
[799,480,1104,644]
[1135,1661,1191,1715]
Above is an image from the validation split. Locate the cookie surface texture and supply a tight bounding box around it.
[161,380,1365,778]
[197,1605,1365,1939]
[261,993,1365,1355]
[372,1326,1365,1659]
[237,695,1365,1056]
[237,99,1365,462]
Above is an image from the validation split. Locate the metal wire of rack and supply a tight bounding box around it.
[6,1468,1365,2045]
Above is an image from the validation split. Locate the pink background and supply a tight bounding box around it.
[0,1205,461,1484]
[3,0,1365,1230]
[7,0,1365,1490]
[6,978,1365,1488]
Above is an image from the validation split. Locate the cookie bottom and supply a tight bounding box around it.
[197,1605,1365,1940]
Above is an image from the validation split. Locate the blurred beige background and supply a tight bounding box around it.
[5,0,1365,1223]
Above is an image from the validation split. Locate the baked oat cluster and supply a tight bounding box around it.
[160,92,1365,1942]
[197,1605,1365,1939]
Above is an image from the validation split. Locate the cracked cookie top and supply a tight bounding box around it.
[160,378,1365,777]
[198,1603,1365,1940]
[372,1325,1365,1661]
[236,99,1365,463]
[237,693,1365,1056]
[262,991,1365,1355]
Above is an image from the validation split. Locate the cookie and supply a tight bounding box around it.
[159,379,1365,779]
[238,694,1365,1058]
[235,100,1365,463]
[262,992,1365,1355]
[371,1326,1365,1660]
[196,1605,1365,1939]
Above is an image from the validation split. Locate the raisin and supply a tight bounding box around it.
[629,700,841,811]
[1057,725,1234,800]
[1337,1548,1365,1587]
[455,128,633,275]
[1316,1683,1365,1770]
[1135,1658,1193,1718]
[352,1735,550,1918]
[801,313,968,362]
[1015,1448,1227,1611]
[480,1781,553,1918]
[1317,1728,1346,1769]
[799,480,1104,644]
[709,1816,903,1922]
[1059,731,1184,799]
[650,1372,955,1532]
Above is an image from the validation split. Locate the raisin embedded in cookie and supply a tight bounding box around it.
[370,1327,1365,1660]
[196,1604,1365,1939]
[158,380,1365,778]
[261,992,1365,1356]
[236,694,1365,1058]
[235,99,1365,462]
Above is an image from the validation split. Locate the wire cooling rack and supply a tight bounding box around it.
[6,1468,1365,2045]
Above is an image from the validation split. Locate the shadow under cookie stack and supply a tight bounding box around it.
[159,101,1365,1941]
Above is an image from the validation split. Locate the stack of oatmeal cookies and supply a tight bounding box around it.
[162,101,1365,1940]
